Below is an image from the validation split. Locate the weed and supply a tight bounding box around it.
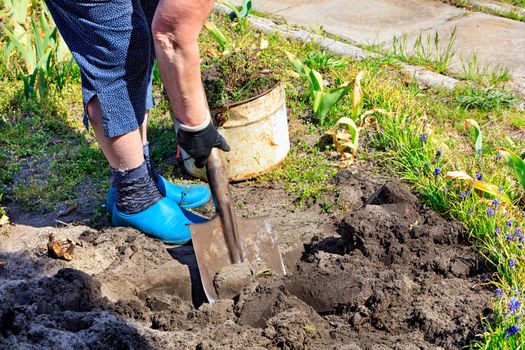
[390,28,457,74]
[303,50,347,72]
[459,52,511,86]
[455,86,518,111]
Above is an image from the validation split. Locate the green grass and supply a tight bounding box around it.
[455,86,518,111]
[2,8,525,347]
[459,52,512,86]
[446,0,525,22]
[388,28,457,74]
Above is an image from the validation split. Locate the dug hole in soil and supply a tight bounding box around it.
[0,169,492,349]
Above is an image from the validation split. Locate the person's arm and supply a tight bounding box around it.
[152,0,229,167]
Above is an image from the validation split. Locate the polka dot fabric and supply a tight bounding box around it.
[45,0,160,137]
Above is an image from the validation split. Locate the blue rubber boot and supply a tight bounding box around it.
[111,197,206,244]
[106,175,210,213]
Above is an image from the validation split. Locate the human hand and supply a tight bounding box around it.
[177,118,230,168]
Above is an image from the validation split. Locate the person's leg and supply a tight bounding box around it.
[139,110,149,146]
[87,97,144,170]
[151,0,214,127]
[44,0,202,244]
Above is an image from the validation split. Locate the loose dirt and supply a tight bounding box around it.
[0,170,492,349]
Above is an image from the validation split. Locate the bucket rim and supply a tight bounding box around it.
[209,82,282,112]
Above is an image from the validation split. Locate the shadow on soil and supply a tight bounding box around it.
[0,256,155,349]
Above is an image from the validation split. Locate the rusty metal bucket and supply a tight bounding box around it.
[180,83,290,181]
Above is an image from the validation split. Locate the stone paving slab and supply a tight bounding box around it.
[403,12,525,92]
[234,0,465,44]
[233,0,525,94]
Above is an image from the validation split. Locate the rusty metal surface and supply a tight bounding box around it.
[190,149,285,304]
[182,83,290,181]
[190,214,285,304]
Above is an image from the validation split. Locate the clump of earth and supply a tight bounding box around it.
[0,170,492,349]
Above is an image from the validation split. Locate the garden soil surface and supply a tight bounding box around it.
[0,169,493,349]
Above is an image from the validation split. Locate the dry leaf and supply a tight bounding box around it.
[63,243,75,261]
[47,234,73,261]
[0,260,6,267]
[0,214,9,226]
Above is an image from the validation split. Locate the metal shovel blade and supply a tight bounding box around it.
[190,214,285,304]
[189,148,285,304]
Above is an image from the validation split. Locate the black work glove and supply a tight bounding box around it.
[177,120,230,168]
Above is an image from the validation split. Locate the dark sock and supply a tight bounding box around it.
[111,161,163,214]
[143,142,159,182]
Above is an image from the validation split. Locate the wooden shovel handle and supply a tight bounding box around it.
[205,148,243,264]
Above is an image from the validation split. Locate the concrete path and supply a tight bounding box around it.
[235,0,525,94]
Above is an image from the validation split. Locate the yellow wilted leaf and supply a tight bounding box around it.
[445,171,511,204]
[351,70,364,119]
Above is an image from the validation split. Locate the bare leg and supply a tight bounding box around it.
[151,0,214,127]
[86,97,144,169]
[140,110,149,146]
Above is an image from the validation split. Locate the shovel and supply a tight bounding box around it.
[189,148,286,304]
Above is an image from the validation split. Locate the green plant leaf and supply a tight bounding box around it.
[238,0,253,18]
[308,69,324,93]
[286,51,310,76]
[499,148,525,191]
[314,83,351,122]
[219,0,241,19]
[463,118,482,155]
[204,21,230,53]
[5,29,35,73]
[12,0,28,24]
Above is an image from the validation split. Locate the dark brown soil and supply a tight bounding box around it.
[201,50,279,107]
[0,170,492,349]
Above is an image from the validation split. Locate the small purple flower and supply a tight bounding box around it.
[498,186,503,193]
[504,325,520,337]
[495,228,502,235]
[433,168,442,176]
[522,212,525,219]
[459,191,467,201]
[495,288,504,297]
[476,171,484,181]
[420,133,428,144]
[477,148,482,156]
[509,259,516,269]
[509,297,521,314]
[516,228,522,235]
[487,208,495,217]
[507,220,513,227]
[507,234,514,242]
[519,244,523,249]
[496,153,503,161]
[517,230,523,242]
[492,199,500,207]
[467,208,473,215]
[436,148,443,157]
[379,127,384,133]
